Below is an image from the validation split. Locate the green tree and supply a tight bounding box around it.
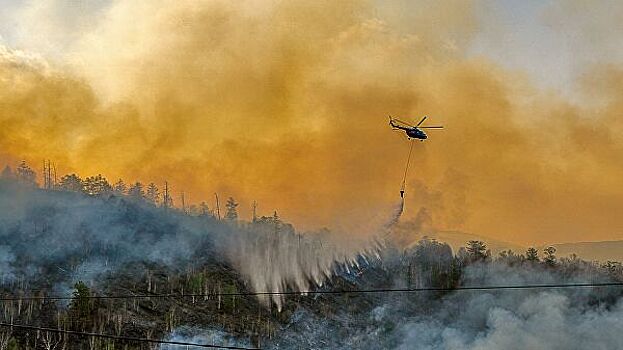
[225,197,239,221]
[113,179,127,195]
[0,335,18,350]
[602,261,622,276]
[543,246,557,267]
[82,174,112,196]
[0,165,14,181]
[59,174,83,192]
[497,249,523,266]
[525,247,539,262]
[16,160,37,187]
[0,328,17,350]
[145,183,160,205]
[199,201,210,217]
[127,182,145,201]
[407,238,454,288]
[70,281,92,318]
[7,338,18,350]
[466,240,490,262]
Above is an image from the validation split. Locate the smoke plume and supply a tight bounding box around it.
[152,236,623,349]
[0,182,380,309]
[0,0,622,246]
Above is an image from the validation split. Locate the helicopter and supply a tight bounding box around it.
[389,115,443,140]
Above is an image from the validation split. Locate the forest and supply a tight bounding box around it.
[0,160,622,349]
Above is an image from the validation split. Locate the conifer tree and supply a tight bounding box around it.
[145,183,160,205]
[525,247,539,262]
[16,160,37,187]
[466,240,490,262]
[113,179,127,195]
[59,174,83,192]
[199,201,210,217]
[225,197,239,221]
[127,182,145,201]
[543,246,557,266]
[82,174,112,196]
[1,165,14,180]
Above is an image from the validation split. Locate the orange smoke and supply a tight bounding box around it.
[0,0,622,245]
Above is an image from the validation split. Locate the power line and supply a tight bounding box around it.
[0,322,260,350]
[2,282,622,302]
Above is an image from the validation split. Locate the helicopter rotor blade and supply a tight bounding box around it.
[418,126,443,129]
[416,116,427,127]
[392,118,415,127]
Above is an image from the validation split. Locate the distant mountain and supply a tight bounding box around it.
[547,241,623,262]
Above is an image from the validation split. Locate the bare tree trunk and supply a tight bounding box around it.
[0,329,13,349]
[40,331,62,350]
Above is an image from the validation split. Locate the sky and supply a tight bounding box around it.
[469,0,623,101]
[0,0,622,246]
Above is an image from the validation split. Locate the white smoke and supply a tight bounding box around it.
[394,263,623,350]
[220,201,398,310]
[384,198,405,232]
[396,292,623,350]
[0,44,50,73]
[5,182,621,349]
[160,326,253,350]
[263,256,623,349]
[0,182,385,309]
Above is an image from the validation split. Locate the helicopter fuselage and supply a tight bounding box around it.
[389,116,440,140]
[406,127,427,140]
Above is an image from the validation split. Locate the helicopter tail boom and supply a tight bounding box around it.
[389,116,414,131]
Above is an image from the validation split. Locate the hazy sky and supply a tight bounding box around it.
[0,0,622,246]
[3,1,621,96]
[470,0,623,100]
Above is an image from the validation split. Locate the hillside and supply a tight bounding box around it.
[1,181,623,349]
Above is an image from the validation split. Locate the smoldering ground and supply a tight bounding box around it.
[226,253,623,350]
[388,263,623,350]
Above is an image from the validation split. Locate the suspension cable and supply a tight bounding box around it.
[400,140,415,197]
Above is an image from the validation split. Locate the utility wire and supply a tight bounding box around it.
[0,322,260,350]
[2,282,623,301]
